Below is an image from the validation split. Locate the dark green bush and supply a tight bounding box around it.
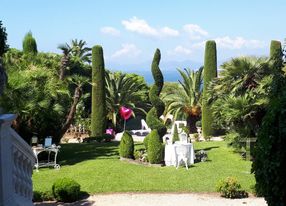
[252,41,286,206]
[0,20,9,57]
[172,124,179,143]
[216,177,248,198]
[147,130,163,164]
[33,191,43,202]
[202,40,217,137]
[119,131,134,158]
[52,178,81,203]
[91,45,106,136]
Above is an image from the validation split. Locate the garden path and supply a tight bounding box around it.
[35,193,267,206]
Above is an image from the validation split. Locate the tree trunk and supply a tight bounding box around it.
[56,86,82,142]
[187,114,200,134]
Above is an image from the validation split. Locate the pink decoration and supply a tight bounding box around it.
[119,106,133,120]
[106,128,114,136]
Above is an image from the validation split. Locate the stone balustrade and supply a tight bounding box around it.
[0,114,35,206]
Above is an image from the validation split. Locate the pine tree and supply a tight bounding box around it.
[22,31,38,55]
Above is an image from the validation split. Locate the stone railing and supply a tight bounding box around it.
[0,114,35,206]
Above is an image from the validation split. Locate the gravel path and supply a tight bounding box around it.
[35,193,267,206]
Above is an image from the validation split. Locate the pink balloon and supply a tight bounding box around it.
[119,106,133,120]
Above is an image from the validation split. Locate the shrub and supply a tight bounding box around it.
[33,191,43,202]
[52,178,81,202]
[146,49,167,139]
[41,190,54,201]
[195,120,202,128]
[172,124,179,143]
[91,45,106,136]
[216,177,248,198]
[202,40,217,137]
[22,31,37,55]
[119,131,134,158]
[143,134,149,150]
[252,41,286,206]
[193,133,199,141]
[147,130,163,164]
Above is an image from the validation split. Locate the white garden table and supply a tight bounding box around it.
[164,142,194,167]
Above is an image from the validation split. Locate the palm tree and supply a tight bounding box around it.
[69,39,91,63]
[164,67,203,133]
[208,56,273,146]
[58,44,71,80]
[105,71,150,130]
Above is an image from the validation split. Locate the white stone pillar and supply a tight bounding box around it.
[0,114,35,206]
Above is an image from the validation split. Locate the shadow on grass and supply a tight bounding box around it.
[194,146,219,153]
[59,141,120,166]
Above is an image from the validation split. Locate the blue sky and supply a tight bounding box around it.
[1,0,285,75]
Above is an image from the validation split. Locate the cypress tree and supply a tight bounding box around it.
[252,40,285,206]
[91,45,106,136]
[148,130,163,164]
[172,124,179,143]
[202,40,217,137]
[22,31,38,55]
[0,20,9,57]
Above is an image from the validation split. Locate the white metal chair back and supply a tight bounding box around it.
[175,145,189,170]
[141,119,151,131]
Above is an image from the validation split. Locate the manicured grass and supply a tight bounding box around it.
[32,141,255,194]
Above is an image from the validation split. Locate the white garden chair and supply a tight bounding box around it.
[175,145,189,170]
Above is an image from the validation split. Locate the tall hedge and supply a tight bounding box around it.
[202,40,217,137]
[22,32,38,55]
[148,130,163,164]
[252,40,286,206]
[91,45,106,136]
[119,131,134,158]
[146,48,167,139]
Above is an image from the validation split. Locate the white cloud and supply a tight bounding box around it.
[111,43,141,59]
[168,45,192,56]
[100,26,120,36]
[122,16,179,38]
[183,24,208,40]
[160,27,179,37]
[214,36,265,49]
[191,36,265,50]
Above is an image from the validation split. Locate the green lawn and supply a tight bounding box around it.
[32,141,255,194]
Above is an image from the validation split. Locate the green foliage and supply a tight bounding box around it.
[33,190,55,201]
[91,45,106,136]
[208,57,274,148]
[195,120,201,127]
[147,130,163,164]
[172,124,179,143]
[252,46,286,206]
[146,49,166,138]
[105,71,150,131]
[0,20,9,57]
[216,177,248,198]
[202,40,217,137]
[52,178,81,202]
[0,49,71,143]
[119,131,134,158]
[163,67,203,133]
[22,31,38,55]
[143,133,149,150]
